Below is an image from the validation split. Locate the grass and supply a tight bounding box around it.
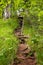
[0,18,19,65]
[22,21,43,65]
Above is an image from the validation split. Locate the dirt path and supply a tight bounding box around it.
[13,16,37,65]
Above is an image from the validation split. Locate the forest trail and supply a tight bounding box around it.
[13,16,37,65]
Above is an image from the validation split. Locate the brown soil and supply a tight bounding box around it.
[13,43,37,65]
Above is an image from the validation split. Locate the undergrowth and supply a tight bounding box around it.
[0,18,19,65]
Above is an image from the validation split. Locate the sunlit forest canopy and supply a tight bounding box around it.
[0,0,43,18]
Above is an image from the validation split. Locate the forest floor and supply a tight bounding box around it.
[13,27,37,65]
[13,43,36,65]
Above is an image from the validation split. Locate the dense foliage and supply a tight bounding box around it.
[0,0,43,65]
[0,19,19,65]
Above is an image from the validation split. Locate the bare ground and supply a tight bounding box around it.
[13,43,37,65]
